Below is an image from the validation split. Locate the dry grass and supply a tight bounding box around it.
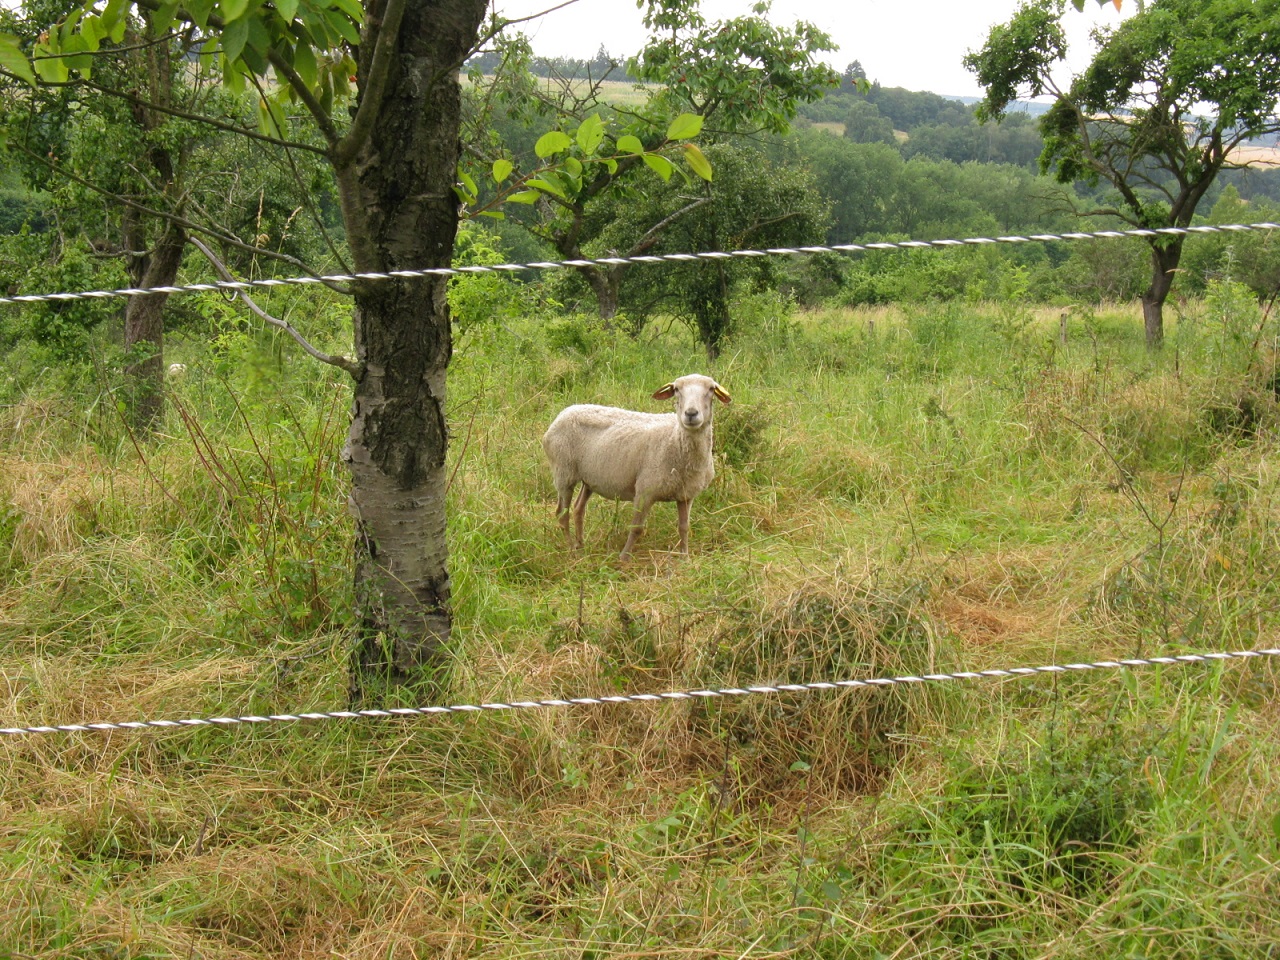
[3,301,1280,957]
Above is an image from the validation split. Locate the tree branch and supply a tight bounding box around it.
[265,45,343,148]
[334,0,408,166]
[624,196,710,256]
[188,235,362,378]
[8,138,349,289]
[3,71,320,153]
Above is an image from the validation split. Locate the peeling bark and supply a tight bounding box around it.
[335,0,487,696]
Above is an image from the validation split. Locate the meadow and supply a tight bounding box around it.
[2,286,1279,958]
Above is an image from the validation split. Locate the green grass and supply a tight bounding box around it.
[2,296,1279,958]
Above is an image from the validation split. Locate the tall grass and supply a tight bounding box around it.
[2,293,1279,958]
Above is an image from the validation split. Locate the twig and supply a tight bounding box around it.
[187,236,363,378]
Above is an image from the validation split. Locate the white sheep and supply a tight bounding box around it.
[542,374,732,559]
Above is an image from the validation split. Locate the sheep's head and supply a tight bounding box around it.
[653,374,731,431]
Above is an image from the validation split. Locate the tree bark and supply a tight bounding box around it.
[121,14,185,433]
[335,0,486,697]
[1141,240,1184,350]
[582,266,623,322]
[123,219,186,432]
[692,261,731,361]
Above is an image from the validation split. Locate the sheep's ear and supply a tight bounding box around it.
[713,385,732,405]
[652,383,676,400]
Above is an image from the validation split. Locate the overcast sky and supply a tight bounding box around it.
[493,0,1131,100]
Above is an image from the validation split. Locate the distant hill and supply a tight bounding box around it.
[943,96,1055,117]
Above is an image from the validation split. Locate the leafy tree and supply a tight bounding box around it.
[901,111,1044,167]
[788,133,904,242]
[1179,186,1280,299]
[843,99,897,146]
[865,85,971,131]
[4,0,492,692]
[840,60,867,91]
[468,0,838,321]
[967,0,1280,347]
[577,141,829,358]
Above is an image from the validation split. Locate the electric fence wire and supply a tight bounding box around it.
[3,648,1277,738]
[0,222,1276,307]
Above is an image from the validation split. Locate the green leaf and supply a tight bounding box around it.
[276,0,299,22]
[101,0,130,40]
[0,34,36,86]
[32,51,69,84]
[58,7,84,47]
[60,35,93,77]
[257,95,287,137]
[330,0,364,23]
[492,158,513,183]
[221,0,251,22]
[506,190,540,204]
[477,210,505,220]
[682,142,712,181]
[534,130,573,159]
[79,15,105,50]
[239,35,268,73]
[525,176,566,199]
[185,0,215,26]
[641,153,673,182]
[292,38,317,86]
[665,112,703,140]
[221,18,249,63]
[152,1,180,33]
[789,760,811,772]
[222,56,247,93]
[616,134,644,155]
[576,113,605,154]
[336,18,361,45]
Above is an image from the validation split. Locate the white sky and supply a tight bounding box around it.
[493,0,1131,100]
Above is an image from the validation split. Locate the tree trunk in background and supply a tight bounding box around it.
[336,0,487,699]
[583,267,623,322]
[692,261,732,362]
[1141,241,1183,350]
[123,219,186,432]
[121,14,185,433]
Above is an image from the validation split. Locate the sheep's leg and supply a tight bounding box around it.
[571,485,592,549]
[620,497,655,561]
[676,499,691,554]
[555,482,576,547]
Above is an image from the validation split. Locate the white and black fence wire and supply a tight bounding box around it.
[0,222,1276,308]
[3,648,1278,738]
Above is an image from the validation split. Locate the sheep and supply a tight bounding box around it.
[542,374,732,559]
[166,362,187,377]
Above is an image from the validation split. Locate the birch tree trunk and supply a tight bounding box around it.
[334,0,487,697]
